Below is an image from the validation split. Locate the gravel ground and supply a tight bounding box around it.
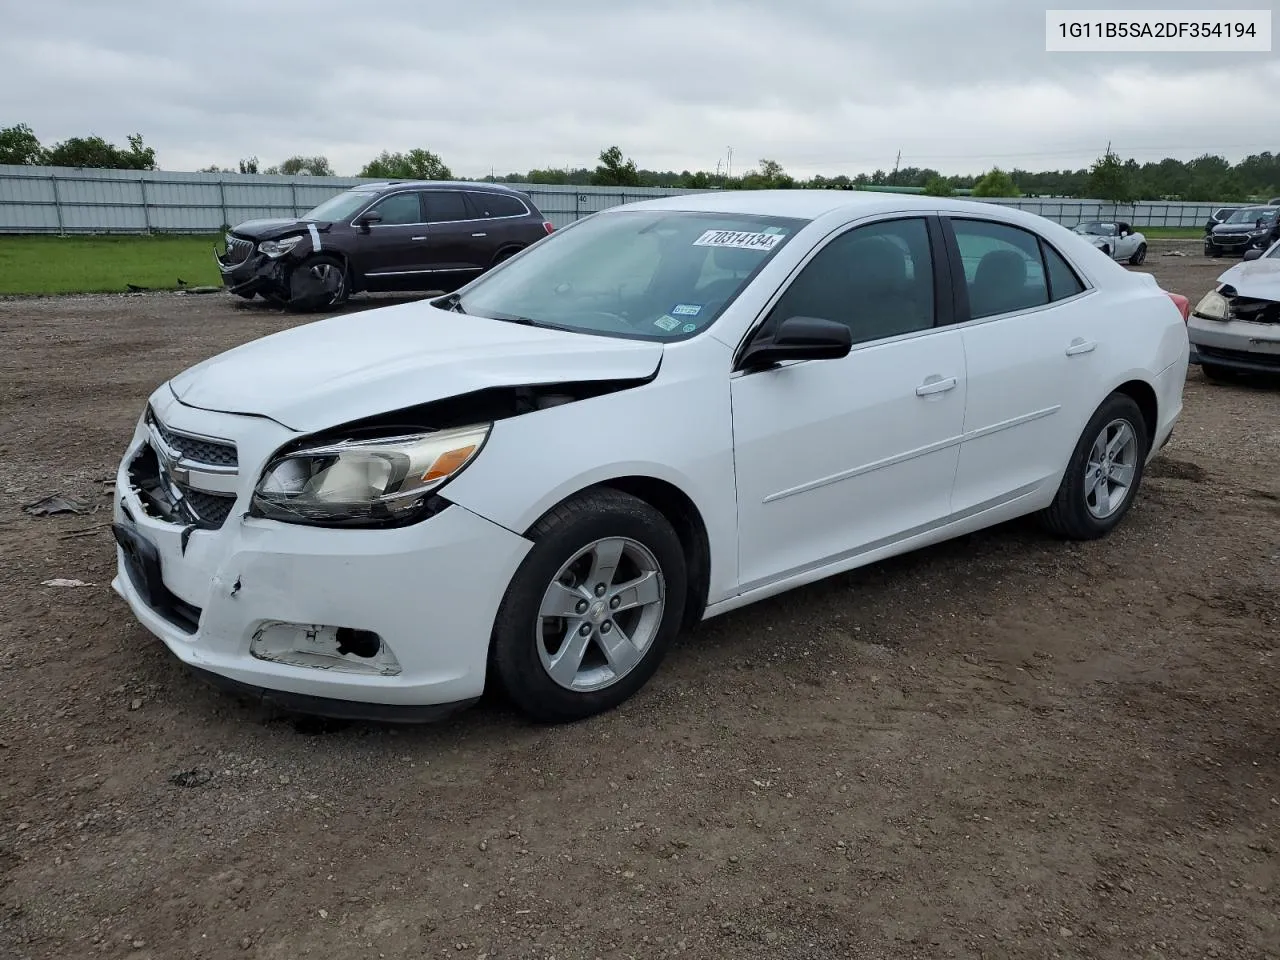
[1,244,1278,960]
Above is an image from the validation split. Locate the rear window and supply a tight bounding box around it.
[468,192,528,219]
[453,210,808,341]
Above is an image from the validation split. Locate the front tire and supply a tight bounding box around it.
[490,489,687,723]
[1038,393,1149,541]
[287,255,350,312]
[1208,244,1222,258]
[1128,243,1147,266]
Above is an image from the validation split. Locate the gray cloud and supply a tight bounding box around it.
[2,0,1276,178]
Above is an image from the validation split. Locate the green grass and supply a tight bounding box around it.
[1139,226,1203,239]
[0,235,223,295]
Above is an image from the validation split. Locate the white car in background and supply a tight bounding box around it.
[1072,220,1149,265]
[1188,237,1280,381]
[111,191,1189,724]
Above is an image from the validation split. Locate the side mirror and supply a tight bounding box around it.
[740,316,853,370]
[1243,248,1264,262]
[355,211,383,231]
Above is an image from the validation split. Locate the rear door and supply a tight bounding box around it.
[944,216,1108,513]
[419,190,486,278]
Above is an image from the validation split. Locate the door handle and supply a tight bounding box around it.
[1065,338,1097,356]
[471,232,487,237]
[410,235,427,241]
[915,375,957,397]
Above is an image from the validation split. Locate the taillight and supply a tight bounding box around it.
[542,221,555,234]
[1165,291,1190,323]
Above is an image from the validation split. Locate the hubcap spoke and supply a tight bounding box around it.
[540,582,586,618]
[597,622,642,676]
[609,571,662,613]
[1110,462,1135,488]
[1091,433,1108,464]
[1091,473,1110,510]
[547,625,592,687]
[587,539,626,588]
[1106,423,1133,460]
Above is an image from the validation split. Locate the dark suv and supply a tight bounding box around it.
[215,181,554,310]
[1205,205,1280,258]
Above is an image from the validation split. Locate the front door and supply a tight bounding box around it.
[730,215,968,590]
[353,190,428,290]
[418,190,488,287]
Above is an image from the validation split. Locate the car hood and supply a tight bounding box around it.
[230,218,333,241]
[1215,255,1280,300]
[1212,223,1269,236]
[167,301,665,433]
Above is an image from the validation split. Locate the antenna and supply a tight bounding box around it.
[891,150,901,185]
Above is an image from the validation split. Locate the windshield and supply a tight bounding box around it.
[451,210,808,340]
[1073,221,1114,236]
[1225,207,1274,224]
[303,190,378,222]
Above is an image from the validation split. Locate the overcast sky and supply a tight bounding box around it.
[2,0,1277,178]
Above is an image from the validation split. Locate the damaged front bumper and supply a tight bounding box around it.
[1187,310,1280,374]
[109,392,533,721]
[215,244,290,299]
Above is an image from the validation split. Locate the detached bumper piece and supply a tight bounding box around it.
[112,520,202,634]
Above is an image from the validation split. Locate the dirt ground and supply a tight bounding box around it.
[1,241,1277,960]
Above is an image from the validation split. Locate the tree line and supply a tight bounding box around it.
[2,123,1277,202]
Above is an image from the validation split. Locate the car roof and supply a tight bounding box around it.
[355,180,526,195]
[611,189,1081,232]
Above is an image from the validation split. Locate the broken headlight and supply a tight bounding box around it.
[1192,289,1229,321]
[250,424,490,526]
[259,236,305,258]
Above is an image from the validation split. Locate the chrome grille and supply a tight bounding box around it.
[137,408,241,530]
[223,234,255,265]
[148,415,238,467]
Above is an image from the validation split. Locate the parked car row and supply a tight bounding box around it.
[1204,205,1280,258]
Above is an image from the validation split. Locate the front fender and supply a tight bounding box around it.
[441,338,742,603]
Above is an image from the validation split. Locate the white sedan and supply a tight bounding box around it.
[111,191,1189,723]
[1071,220,1149,265]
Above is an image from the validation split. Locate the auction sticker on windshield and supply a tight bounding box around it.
[693,230,785,251]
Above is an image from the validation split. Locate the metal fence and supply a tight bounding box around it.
[0,163,1245,234]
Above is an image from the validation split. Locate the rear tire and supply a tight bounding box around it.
[492,246,522,267]
[1128,243,1147,266]
[1038,393,1149,541]
[490,489,687,723]
[286,255,349,312]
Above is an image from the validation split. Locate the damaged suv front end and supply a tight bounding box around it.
[1188,241,1280,379]
[216,218,343,308]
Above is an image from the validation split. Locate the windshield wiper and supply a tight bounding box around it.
[488,313,542,327]
[436,292,467,314]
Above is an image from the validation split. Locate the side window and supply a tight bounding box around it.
[950,219,1049,320]
[367,192,423,225]
[768,217,935,346]
[423,191,470,223]
[1040,241,1086,301]
[467,192,528,219]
